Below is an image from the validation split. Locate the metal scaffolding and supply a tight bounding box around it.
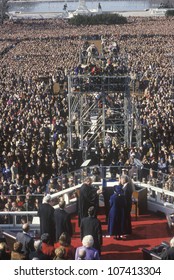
[67,74,133,159]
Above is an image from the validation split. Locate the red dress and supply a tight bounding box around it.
[41,243,55,259]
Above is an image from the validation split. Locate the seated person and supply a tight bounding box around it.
[11,242,26,260]
[40,233,55,259]
[161,237,174,260]
[54,247,66,260]
[75,235,100,260]
[29,240,48,260]
[54,232,75,260]
[0,242,10,260]
[77,248,86,260]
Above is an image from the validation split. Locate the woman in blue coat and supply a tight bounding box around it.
[108,185,125,240]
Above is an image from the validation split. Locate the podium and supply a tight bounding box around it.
[132,185,147,215]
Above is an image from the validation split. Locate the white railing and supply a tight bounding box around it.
[1,179,174,230]
[136,181,174,215]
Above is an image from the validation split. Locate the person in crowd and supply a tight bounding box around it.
[80,206,103,255]
[78,177,102,225]
[2,163,11,182]
[16,223,35,258]
[11,241,26,260]
[29,239,48,260]
[108,184,125,240]
[39,233,55,259]
[54,198,73,242]
[37,194,55,244]
[54,232,75,260]
[75,235,100,260]
[0,16,174,262]
[76,248,86,260]
[0,242,10,260]
[54,247,66,260]
[161,237,174,260]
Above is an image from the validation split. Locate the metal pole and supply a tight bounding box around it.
[68,75,72,148]
[80,93,84,151]
[102,93,105,146]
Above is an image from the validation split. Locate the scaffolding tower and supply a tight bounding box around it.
[67,73,132,160]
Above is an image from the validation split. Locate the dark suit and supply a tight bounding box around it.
[38,202,55,243]
[123,182,133,234]
[16,232,35,258]
[54,208,73,242]
[80,216,103,254]
[161,247,174,260]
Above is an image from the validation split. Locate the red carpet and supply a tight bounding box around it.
[71,209,172,260]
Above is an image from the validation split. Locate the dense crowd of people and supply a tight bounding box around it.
[0,16,174,230]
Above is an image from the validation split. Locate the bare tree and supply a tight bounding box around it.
[0,0,9,24]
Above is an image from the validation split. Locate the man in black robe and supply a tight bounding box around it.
[78,177,102,226]
[37,194,55,244]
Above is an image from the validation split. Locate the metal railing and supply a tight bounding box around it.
[0,164,174,229]
[46,164,173,191]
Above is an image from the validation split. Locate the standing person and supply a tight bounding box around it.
[54,199,73,242]
[16,223,35,259]
[120,174,133,236]
[80,206,103,255]
[78,177,102,225]
[108,185,125,240]
[37,194,55,244]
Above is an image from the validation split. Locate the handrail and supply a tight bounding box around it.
[0,162,173,230]
[47,164,171,185]
[0,164,171,199]
[1,179,174,229]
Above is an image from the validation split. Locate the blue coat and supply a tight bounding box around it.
[108,185,125,236]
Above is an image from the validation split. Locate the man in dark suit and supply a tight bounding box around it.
[37,194,55,244]
[16,223,35,258]
[120,174,134,235]
[78,177,102,226]
[54,199,73,242]
[161,237,174,260]
[80,206,103,255]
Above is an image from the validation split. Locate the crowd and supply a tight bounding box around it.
[1,174,174,260]
[0,173,133,260]
[0,187,102,260]
[0,16,174,222]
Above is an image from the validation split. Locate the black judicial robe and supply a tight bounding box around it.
[38,203,55,243]
[78,183,99,226]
